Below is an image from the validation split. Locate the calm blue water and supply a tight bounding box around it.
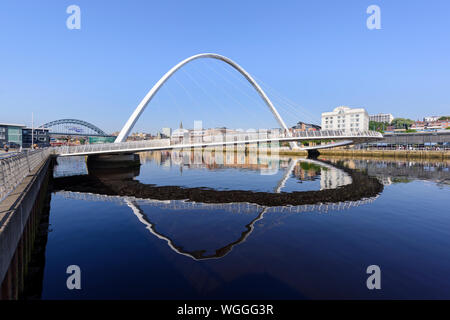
[41,152,450,299]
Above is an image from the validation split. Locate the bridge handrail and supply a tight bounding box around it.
[0,149,52,203]
[58,190,379,214]
[53,139,171,155]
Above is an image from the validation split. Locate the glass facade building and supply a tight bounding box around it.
[0,123,50,148]
[22,128,50,148]
[0,123,26,147]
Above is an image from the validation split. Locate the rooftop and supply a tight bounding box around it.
[322,106,368,115]
[0,123,26,127]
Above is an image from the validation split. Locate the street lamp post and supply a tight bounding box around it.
[31,112,34,149]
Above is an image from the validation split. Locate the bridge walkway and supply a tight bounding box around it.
[54,130,383,157]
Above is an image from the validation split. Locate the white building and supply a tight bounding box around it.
[171,121,189,141]
[369,113,394,124]
[423,116,440,122]
[321,106,369,132]
[161,127,172,138]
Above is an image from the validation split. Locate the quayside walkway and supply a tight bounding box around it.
[0,149,52,299]
[0,149,52,203]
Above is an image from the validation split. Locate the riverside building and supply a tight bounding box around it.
[369,113,394,124]
[321,106,369,132]
[0,123,26,147]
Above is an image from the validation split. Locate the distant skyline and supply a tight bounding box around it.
[1,0,449,134]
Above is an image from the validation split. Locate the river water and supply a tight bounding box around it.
[40,151,450,299]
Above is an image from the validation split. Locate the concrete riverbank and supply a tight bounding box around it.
[247,148,449,160]
[317,149,450,160]
[0,154,53,299]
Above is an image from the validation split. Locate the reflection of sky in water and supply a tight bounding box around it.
[46,153,450,300]
[43,176,450,299]
[136,202,262,257]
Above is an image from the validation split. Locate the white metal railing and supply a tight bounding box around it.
[169,129,382,145]
[291,129,382,139]
[53,139,171,156]
[0,149,52,203]
[58,190,379,214]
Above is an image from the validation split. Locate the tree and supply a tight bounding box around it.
[369,121,389,132]
[391,118,414,129]
[438,116,450,120]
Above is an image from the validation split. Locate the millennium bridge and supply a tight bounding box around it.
[52,53,381,157]
[0,52,382,202]
[0,53,383,296]
[53,129,382,157]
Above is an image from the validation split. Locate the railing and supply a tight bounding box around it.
[53,139,171,156]
[291,130,383,138]
[0,149,52,203]
[54,130,383,156]
[58,190,379,214]
[170,129,382,145]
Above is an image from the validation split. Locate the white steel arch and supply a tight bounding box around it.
[115,53,295,146]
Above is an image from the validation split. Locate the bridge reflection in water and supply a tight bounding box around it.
[52,151,383,261]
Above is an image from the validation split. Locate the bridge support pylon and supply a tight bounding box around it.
[307,149,320,159]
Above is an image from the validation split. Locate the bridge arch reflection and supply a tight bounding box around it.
[52,157,383,260]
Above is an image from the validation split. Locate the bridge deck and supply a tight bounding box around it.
[53,130,383,157]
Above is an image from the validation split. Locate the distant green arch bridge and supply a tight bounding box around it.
[39,119,113,138]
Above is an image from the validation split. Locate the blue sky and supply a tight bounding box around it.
[1,0,449,134]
